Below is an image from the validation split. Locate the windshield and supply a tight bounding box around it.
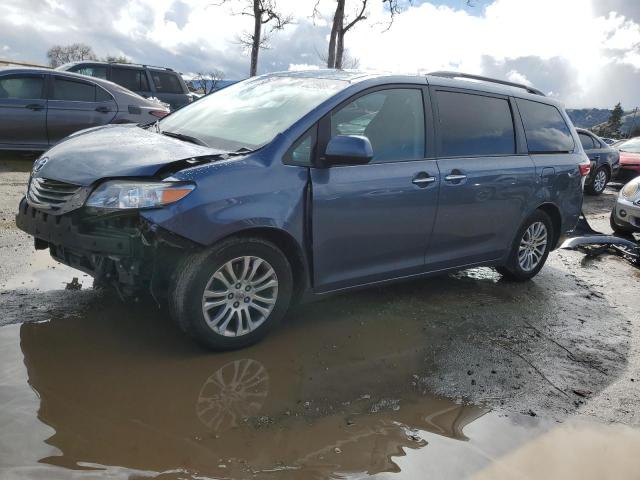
[159,75,348,150]
[619,138,640,153]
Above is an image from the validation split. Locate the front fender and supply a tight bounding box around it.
[140,155,309,249]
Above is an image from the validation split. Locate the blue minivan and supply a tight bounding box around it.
[16,70,590,349]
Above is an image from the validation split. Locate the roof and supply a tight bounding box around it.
[59,61,175,71]
[268,69,559,106]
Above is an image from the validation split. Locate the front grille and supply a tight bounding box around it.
[27,177,81,211]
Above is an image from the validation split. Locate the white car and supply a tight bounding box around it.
[611,176,640,234]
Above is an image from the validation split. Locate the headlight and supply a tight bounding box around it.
[621,180,640,200]
[86,180,195,209]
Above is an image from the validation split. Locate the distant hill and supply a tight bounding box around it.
[567,108,640,136]
[566,109,611,129]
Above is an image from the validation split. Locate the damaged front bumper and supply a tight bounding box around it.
[15,197,199,296]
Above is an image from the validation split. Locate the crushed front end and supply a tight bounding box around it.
[16,175,199,298]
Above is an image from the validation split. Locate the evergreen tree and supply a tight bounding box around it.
[607,102,624,137]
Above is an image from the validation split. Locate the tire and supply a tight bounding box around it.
[169,237,293,350]
[610,211,635,235]
[585,167,609,195]
[497,210,554,282]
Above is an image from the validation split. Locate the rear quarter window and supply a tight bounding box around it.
[111,67,149,92]
[150,71,185,94]
[518,99,575,153]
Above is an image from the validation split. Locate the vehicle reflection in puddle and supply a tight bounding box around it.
[0,288,495,479]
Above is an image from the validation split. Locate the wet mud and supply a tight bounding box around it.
[1,155,639,479]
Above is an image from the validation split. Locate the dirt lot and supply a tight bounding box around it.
[1,152,640,479]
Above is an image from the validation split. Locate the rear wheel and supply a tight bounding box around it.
[585,167,609,195]
[497,210,554,281]
[169,237,293,350]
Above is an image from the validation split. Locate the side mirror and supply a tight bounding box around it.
[324,135,373,166]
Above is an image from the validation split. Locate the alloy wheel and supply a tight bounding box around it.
[593,169,607,193]
[517,221,548,272]
[201,256,278,337]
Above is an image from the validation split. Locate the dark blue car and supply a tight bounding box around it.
[16,70,590,350]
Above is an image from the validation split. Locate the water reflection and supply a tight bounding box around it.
[16,300,487,479]
[196,358,270,432]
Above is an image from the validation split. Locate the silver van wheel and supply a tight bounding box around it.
[518,222,548,272]
[201,256,278,337]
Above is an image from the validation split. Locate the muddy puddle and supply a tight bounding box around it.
[1,255,639,479]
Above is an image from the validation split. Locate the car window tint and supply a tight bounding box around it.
[111,68,147,91]
[95,86,112,102]
[151,71,184,94]
[579,132,595,150]
[53,78,96,102]
[331,89,425,163]
[436,91,515,157]
[0,76,44,99]
[518,99,575,153]
[71,65,108,79]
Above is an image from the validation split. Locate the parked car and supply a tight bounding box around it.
[610,176,640,234]
[0,67,169,151]
[614,137,640,183]
[576,128,619,195]
[600,137,618,145]
[57,61,195,110]
[16,70,589,350]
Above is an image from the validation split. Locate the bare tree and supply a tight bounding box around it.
[194,70,226,94]
[46,43,97,68]
[216,0,292,76]
[321,0,410,69]
[315,45,359,69]
[320,1,472,69]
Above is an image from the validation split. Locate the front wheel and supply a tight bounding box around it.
[169,237,293,350]
[585,167,609,195]
[497,210,554,282]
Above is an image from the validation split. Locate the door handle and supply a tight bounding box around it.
[412,173,436,187]
[444,174,467,182]
[25,104,44,111]
[95,106,110,113]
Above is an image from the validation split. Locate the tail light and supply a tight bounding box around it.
[149,110,169,119]
[579,160,591,177]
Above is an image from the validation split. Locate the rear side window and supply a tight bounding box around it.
[52,78,96,102]
[436,91,515,157]
[151,71,185,94]
[0,76,44,99]
[111,67,149,91]
[578,132,595,150]
[518,99,574,153]
[70,65,108,79]
[331,88,425,163]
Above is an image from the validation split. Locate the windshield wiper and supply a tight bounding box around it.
[161,130,209,147]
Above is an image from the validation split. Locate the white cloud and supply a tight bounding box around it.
[505,70,532,87]
[0,0,638,107]
[344,0,640,107]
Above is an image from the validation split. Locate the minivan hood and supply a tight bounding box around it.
[36,124,225,186]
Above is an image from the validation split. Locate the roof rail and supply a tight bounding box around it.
[105,61,174,72]
[428,71,545,96]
